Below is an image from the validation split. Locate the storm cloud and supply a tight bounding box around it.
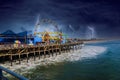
[0,0,120,38]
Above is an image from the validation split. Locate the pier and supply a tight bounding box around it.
[0,42,83,66]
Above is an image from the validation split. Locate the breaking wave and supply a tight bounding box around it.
[52,45,107,62]
[1,45,107,72]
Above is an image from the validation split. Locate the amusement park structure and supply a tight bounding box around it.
[0,17,69,45]
[33,18,67,44]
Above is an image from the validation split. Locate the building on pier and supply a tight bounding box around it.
[0,30,33,44]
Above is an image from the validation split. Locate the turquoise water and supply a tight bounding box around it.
[24,40,120,80]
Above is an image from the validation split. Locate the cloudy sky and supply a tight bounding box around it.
[0,0,120,38]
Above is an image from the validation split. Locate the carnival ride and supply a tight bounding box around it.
[33,18,67,44]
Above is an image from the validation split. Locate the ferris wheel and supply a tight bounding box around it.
[34,18,60,35]
[34,17,64,42]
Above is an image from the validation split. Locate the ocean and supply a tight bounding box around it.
[10,40,120,80]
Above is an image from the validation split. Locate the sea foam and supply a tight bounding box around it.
[1,45,107,72]
[50,45,107,62]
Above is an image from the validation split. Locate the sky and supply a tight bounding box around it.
[0,0,120,39]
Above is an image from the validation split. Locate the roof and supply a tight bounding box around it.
[2,30,17,36]
[1,30,27,37]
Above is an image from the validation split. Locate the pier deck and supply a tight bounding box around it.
[0,42,83,66]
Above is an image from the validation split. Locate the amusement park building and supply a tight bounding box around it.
[0,30,33,44]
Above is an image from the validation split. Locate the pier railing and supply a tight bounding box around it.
[0,66,28,80]
[0,42,83,50]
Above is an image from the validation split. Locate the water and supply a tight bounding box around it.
[10,40,120,80]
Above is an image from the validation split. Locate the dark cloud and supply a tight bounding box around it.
[0,0,120,38]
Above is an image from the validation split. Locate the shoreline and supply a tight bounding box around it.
[83,40,109,44]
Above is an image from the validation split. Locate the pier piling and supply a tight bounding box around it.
[10,55,13,66]
[26,53,29,63]
[0,42,83,66]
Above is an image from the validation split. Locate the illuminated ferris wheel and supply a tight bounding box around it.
[33,18,63,42]
[34,18,59,35]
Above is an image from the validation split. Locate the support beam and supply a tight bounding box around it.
[56,48,57,56]
[39,51,40,59]
[44,51,46,58]
[18,53,21,64]
[59,47,61,55]
[73,46,74,52]
[48,49,50,57]
[34,52,36,61]
[44,46,46,58]
[52,48,54,57]
[69,46,70,52]
[10,55,13,66]
[26,53,29,63]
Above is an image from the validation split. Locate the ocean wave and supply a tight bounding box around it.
[52,45,107,62]
[1,45,107,73]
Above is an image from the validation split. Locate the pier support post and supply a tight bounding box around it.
[75,45,77,50]
[64,46,65,53]
[68,45,70,52]
[26,53,29,63]
[55,45,57,56]
[78,45,79,49]
[79,45,80,49]
[77,45,78,50]
[34,51,36,61]
[67,46,69,52]
[44,51,46,58]
[52,48,54,57]
[69,46,71,52]
[74,45,75,51]
[51,46,53,57]
[65,46,67,53]
[75,45,77,51]
[66,46,68,53]
[39,51,40,59]
[44,46,46,58]
[73,45,74,51]
[68,46,70,52]
[10,55,13,66]
[63,46,65,53]
[59,46,61,55]
[73,46,74,52]
[48,49,50,57]
[62,46,64,53]
[18,53,21,64]
[56,48,57,56]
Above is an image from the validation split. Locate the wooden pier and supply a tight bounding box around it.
[0,42,83,66]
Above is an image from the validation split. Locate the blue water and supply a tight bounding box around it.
[24,40,120,80]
